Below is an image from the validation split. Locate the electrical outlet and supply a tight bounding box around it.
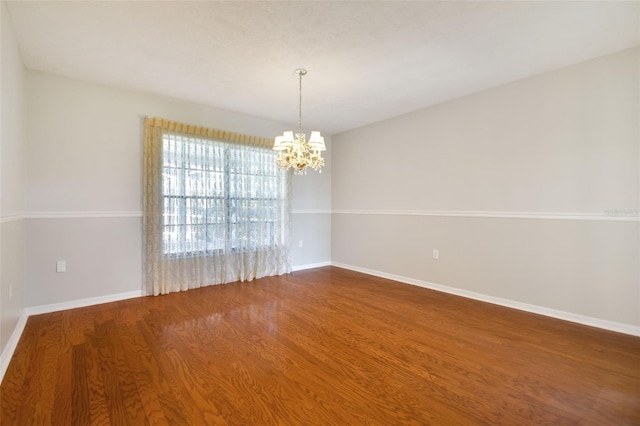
[299,240,303,248]
[432,249,440,260]
[56,260,67,273]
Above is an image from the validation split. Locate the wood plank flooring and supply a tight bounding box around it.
[1,266,639,425]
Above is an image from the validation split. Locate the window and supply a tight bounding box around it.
[162,133,284,256]
[143,117,290,296]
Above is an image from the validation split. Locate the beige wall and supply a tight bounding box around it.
[1,0,26,355]
[25,71,331,307]
[332,47,639,329]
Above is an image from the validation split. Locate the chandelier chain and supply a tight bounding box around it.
[298,71,303,136]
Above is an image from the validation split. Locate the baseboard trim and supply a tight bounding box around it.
[0,312,28,385]
[292,261,332,272]
[25,290,143,316]
[331,262,640,337]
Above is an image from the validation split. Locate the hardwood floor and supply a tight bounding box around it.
[1,266,639,425]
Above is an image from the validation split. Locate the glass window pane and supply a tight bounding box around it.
[186,198,206,225]
[162,167,182,196]
[161,131,283,255]
[206,224,225,252]
[163,197,181,225]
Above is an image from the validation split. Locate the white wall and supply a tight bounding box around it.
[332,47,639,330]
[25,71,331,307]
[0,0,26,356]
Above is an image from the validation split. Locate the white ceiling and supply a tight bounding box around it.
[6,1,639,135]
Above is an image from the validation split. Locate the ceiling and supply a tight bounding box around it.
[6,1,639,135]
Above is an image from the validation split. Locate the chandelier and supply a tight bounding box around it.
[273,69,326,174]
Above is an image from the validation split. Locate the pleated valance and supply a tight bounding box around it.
[144,117,274,149]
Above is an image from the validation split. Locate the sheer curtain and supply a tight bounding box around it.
[143,118,290,296]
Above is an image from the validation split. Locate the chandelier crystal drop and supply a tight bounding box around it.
[273,69,326,174]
